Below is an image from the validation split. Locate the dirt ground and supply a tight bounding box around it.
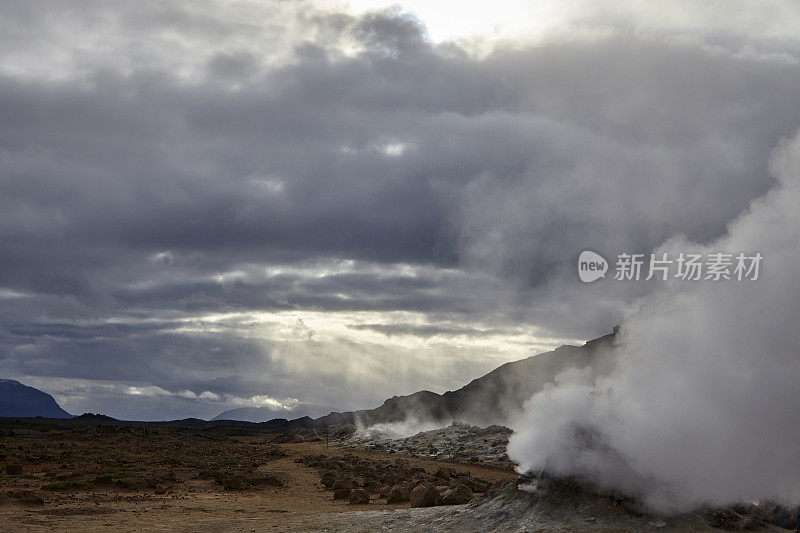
[0,427,517,532]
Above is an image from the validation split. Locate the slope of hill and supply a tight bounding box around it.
[0,379,72,418]
[440,329,618,425]
[306,328,619,429]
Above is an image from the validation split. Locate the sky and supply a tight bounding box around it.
[1,0,799,420]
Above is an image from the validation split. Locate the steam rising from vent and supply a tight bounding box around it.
[508,131,800,512]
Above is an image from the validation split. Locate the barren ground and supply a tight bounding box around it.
[0,425,516,532]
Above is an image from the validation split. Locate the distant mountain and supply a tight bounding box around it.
[0,379,72,418]
[72,413,116,422]
[212,403,339,422]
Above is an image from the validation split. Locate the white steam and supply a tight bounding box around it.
[352,418,450,441]
[508,131,800,512]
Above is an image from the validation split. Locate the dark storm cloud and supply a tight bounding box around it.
[1,1,799,418]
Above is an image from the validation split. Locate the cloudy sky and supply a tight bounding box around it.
[1,0,799,420]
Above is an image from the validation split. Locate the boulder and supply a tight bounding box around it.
[333,488,352,500]
[387,485,410,503]
[155,484,168,495]
[452,475,476,491]
[410,483,439,508]
[435,467,452,479]
[441,484,473,505]
[394,467,411,481]
[348,488,370,504]
[333,477,353,490]
[473,480,489,493]
[363,480,380,494]
[321,471,336,488]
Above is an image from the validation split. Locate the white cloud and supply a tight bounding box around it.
[125,385,172,397]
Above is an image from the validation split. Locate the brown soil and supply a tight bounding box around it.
[0,428,516,532]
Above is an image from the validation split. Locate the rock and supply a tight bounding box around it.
[706,508,742,530]
[93,475,113,484]
[5,464,22,475]
[394,467,411,481]
[333,488,351,500]
[321,471,337,488]
[761,502,794,529]
[435,467,452,479]
[410,483,439,508]
[333,477,353,490]
[348,488,370,504]
[164,471,178,482]
[387,485,410,503]
[155,484,168,494]
[441,484,473,505]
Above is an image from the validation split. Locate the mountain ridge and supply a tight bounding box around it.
[259,328,620,432]
[212,404,341,423]
[0,379,72,418]
[0,329,617,427]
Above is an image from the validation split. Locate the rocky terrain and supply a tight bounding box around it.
[342,422,513,468]
[296,451,507,507]
[1,414,797,531]
[298,476,798,532]
[0,417,517,531]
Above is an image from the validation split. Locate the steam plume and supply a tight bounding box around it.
[508,131,800,512]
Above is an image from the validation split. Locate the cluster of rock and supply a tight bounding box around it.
[193,468,284,492]
[297,453,506,507]
[344,423,513,467]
